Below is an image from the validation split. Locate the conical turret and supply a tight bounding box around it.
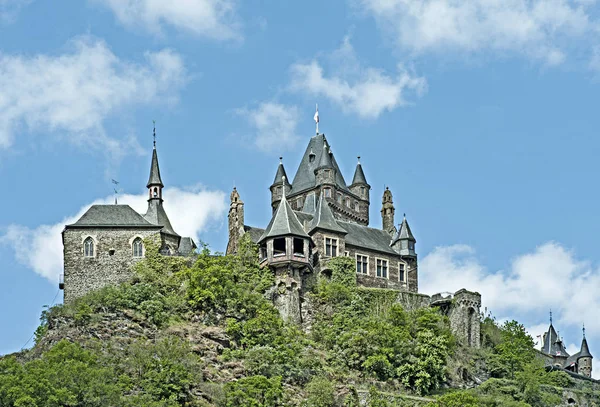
[270,157,291,213]
[350,156,371,205]
[392,214,416,256]
[577,325,593,377]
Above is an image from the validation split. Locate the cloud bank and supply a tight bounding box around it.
[1,187,227,282]
[358,0,597,65]
[0,37,187,154]
[236,102,301,153]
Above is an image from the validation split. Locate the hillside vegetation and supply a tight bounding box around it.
[1,237,598,406]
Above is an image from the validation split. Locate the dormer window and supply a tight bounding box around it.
[324,188,331,198]
[84,237,94,257]
[132,237,144,258]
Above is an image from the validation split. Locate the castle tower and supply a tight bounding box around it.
[349,157,370,223]
[314,142,336,189]
[258,177,313,324]
[391,215,418,290]
[381,187,396,236]
[577,326,593,378]
[143,130,180,253]
[270,157,291,214]
[226,187,245,255]
[450,289,482,348]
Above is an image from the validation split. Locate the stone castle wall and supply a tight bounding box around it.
[63,228,160,303]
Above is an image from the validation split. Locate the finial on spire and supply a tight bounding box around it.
[314,104,319,134]
[279,156,283,164]
[111,179,119,205]
[357,156,361,164]
[153,120,156,148]
[550,309,553,325]
[403,213,406,219]
[583,323,586,339]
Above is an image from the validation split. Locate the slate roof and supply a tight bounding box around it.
[542,324,569,357]
[317,142,334,169]
[338,220,397,255]
[580,338,593,358]
[144,201,180,237]
[258,196,308,243]
[244,226,266,243]
[147,147,164,188]
[272,162,290,186]
[352,162,368,185]
[67,205,161,228]
[310,194,347,234]
[394,216,416,243]
[289,134,349,196]
[178,237,197,256]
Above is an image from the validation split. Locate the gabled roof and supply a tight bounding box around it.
[258,196,308,242]
[144,200,180,237]
[67,205,160,228]
[394,216,416,243]
[338,221,397,255]
[147,147,164,188]
[310,194,347,234]
[289,134,349,195]
[352,162,368,185]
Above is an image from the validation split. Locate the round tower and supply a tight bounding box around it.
[381,187,395,235]
[577,326,593,378]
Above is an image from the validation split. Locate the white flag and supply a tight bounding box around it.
[314,107,319,123]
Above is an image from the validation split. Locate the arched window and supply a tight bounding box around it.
[132,238,144,258]
[153,187,158,198]
[84,237,94,257]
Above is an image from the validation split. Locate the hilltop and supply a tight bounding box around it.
[2,238,600,407]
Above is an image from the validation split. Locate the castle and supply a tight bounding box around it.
[226,127,482,347]
[60,135,196,302]
[538,315,593,378]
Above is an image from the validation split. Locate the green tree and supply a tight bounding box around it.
[489,320,535,378]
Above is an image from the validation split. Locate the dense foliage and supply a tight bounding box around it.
[1,236,596,406]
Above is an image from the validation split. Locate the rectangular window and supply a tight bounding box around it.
[356,254,369,274]
[293,238,304,256]
[344,251,349,257]
[376,258,388,278]
[325,237,338,257]
[324,188,332,198]
[273,238,286,257]
[337,193,342,203]
[399,262,406,282]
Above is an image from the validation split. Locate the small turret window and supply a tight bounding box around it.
[153,187,158,198]
[132,238,144,258]
[324,188,331,198]
[354,201,359,211]
[293,238,305,257]
[409,242,415,251]
[336,193,342,203]
[273,238,286,257]
[346,198,351,208]
[84,237,94,257]
[361,186,365,195]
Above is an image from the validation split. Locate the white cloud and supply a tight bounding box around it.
[421,241,600,342]
[1,187,227,282]
[237,102,300,153]
[290,38,427,119]
[95,0,240,40]
[0,37,187,154]
[358,0,597,65]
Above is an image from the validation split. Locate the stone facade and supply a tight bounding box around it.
[227,131,481,348]
[62,228,160,302]
[61,138,195,303]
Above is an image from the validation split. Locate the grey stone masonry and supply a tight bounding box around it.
[63,228,160,303]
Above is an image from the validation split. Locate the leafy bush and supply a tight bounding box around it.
[304,376,336,407]
[222,375,283,407]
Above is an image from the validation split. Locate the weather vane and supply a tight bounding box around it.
[153,120,156,147]
[111,179,120,204]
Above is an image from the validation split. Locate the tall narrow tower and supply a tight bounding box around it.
[381,187,395,236]
[578,326,593,378]
[226,187,245,255]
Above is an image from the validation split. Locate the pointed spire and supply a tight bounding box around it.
[310,192,347,234]
[272,157,290,187]
[352,156,368,185]
[259,185,308,243]
[147,126,164,188]
[317,142,333,170]
[580,334,593,359]
[397,214,416,242]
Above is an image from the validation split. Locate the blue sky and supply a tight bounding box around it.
[2,0,600,368]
